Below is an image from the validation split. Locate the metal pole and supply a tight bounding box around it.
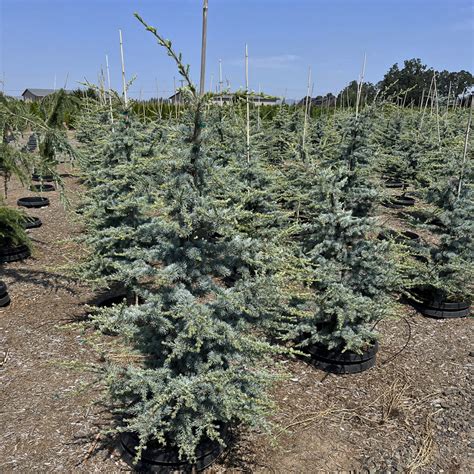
[199,0,209,96]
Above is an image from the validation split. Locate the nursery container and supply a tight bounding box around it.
[120,426,229,473]
[0,281,10,307]
[410,288,470,319]
[32,174,55,182]
[0,243,30,263]
[306,342,378,374]
[383,194,415,209]
[30,184,55,193]
[23,216,42,229]
[384,179,405,189]
[17,197,50,208]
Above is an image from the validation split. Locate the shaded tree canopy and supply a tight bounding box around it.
[377,58,473,105]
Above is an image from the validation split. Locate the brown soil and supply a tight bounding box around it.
[0,169,472,473]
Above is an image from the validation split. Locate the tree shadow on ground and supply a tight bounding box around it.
[0,265,82,294]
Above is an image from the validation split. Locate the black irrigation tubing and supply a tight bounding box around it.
[377,315,412,367]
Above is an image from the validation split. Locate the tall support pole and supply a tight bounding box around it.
[105,54,114,127]
[245,43,250,163]
[119,29,128,106]
[199,0,209,96]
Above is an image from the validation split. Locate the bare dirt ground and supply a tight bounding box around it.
[1,168,472,473]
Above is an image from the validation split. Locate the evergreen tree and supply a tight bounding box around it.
[291,111,393,353]
[80,15,287,464]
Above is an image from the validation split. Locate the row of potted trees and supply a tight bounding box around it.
[72,17,472,472]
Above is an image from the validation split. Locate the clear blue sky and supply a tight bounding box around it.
[1,0,473,99]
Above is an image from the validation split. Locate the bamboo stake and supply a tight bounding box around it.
[457,97,473,198]
[302,66,312,153]
[355,53,366,118]
[446,81,452,114]
[245,43,250,163]
[105,54,114,128]
[420,74,434,130]
[420,88,425,111]
[433,72,441,144]
[219,59,223,105]
[199,0,209,96]
[257,83,261,131]
[119,29,128,106]
[155,79,162,119]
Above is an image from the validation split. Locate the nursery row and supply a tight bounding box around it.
[1,37,472,472]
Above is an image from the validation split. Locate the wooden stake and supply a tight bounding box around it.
[119,29,128,105]
[199,0,209,96]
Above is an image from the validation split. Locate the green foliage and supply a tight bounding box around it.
[0,204,30,247]
[289,111,394,353]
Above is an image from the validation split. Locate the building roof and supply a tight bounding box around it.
[22,88,73,97]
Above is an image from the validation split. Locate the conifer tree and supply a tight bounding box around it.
[81,15,287,464]
[415,144,473,301]
[291,109,393,353]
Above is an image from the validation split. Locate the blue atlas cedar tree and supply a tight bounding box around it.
[77,14,288,463]
[290,108,394,353]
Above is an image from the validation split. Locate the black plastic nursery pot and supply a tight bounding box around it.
[32,174,54,182]
[409,287,470,319]
[17,196,50,208]
[0,281,10,307]
[120,427,229,473]
[306,342,379,374]
[30,183,55,193]
[23,216,42,229]
[412,291,470,319]
[94,290,144,308]
[384,179,405,189]
[382,194,416,209]
[0,243,31,263]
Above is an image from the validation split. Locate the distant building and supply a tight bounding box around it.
[22,88,73,101]
[168,91,280,106]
